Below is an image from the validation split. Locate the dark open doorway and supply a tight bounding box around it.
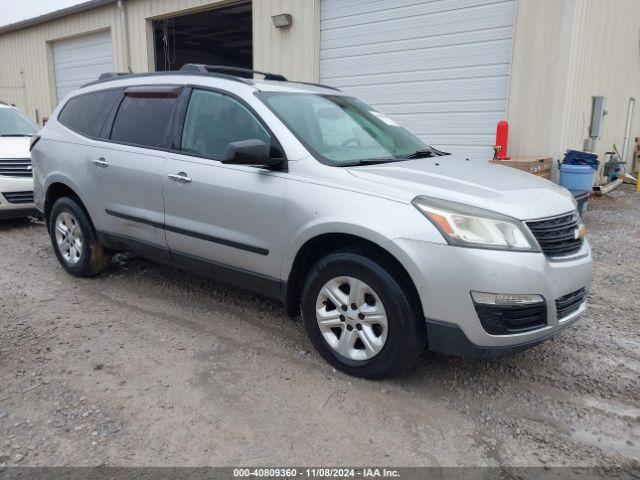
[153,2,252,72]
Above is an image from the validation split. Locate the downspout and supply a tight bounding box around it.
[117,0,132,72]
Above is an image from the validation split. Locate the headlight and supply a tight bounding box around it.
[412,196,540,252]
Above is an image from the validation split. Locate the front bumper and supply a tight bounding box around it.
[391,238,593,354]
[0,176,36,220]
[0,207,39,220]
[425,305,584,358]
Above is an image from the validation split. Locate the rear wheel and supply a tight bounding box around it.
[49,197,111,277]
[301,251,425,379]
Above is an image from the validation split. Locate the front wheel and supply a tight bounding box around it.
[301,252,425,379]
[49,197,111,277]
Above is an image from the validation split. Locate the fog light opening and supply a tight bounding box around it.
[471,291,545,306]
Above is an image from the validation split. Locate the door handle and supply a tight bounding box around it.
[92,158,109,167]
[168,172,192,184]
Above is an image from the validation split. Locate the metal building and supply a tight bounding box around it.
[0,0,639,165]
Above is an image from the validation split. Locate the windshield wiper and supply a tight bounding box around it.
[401,149,435,159]
[342,158,401,167]
[342,148,452,166]
[0,133,33,137]
[402,148,451,159]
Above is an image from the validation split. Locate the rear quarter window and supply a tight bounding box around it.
[57,89,121,138]
[110,96,177,149]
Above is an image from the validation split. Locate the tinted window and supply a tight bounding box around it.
[58,89,120,138]
[181,89,269,158]
[111,96,177,148]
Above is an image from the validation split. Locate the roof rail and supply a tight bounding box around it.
[289,81,341,92]
[98,72,130,81]
[83,69,255,89]
[86,65,337,91]
[180,64,288,82]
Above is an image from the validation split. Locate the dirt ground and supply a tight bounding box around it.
[0,185,638,469]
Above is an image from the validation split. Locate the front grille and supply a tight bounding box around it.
[0,158,32,177]
[526,212,583,257]
[555,288,587,319]
[474,302,547,335]
[3,191,34,204]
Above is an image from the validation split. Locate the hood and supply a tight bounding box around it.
[346,155,575,220]
[0,137,31,159]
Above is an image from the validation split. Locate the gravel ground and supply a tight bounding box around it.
[0,185,638,469]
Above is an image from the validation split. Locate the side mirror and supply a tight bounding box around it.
[221,139,280,166]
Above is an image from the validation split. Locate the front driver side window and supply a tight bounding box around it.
[181,89,270,158]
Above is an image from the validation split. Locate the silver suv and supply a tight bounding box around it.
[32,65,593,379]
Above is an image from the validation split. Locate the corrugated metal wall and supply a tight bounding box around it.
[507,0,570,160]
[124,0,235,73]
[508,0,640,173]
[0,0,318,121]
[253,0,319,83]
[0,4,124,122]
[561,0,640,171]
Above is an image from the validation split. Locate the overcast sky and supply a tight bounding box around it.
[0,0,88,28]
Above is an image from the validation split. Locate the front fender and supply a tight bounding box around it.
[282,177,446,278]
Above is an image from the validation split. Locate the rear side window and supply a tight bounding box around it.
[110,96,177,149]
[58,89,120,138]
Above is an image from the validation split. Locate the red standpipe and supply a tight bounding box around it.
[495,120,510,160]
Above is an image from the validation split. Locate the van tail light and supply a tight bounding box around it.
[30,135,41,152]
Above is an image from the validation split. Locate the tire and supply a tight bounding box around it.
[49,196,111,277]
[301,251,426,379]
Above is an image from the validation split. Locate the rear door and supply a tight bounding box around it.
[162,88,286,290]
[89,86,180,257]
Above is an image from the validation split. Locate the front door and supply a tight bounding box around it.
[163,88,286,292]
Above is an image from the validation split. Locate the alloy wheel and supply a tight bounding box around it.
[315,276,388,361]
[54,211,83,266]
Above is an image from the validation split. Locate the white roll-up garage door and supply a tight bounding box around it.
[320,0,517,156]
[52,30,113,104]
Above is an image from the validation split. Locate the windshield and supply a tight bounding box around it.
[259,92,432,166]
[0,108,39,136]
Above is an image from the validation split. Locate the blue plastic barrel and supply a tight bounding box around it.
[563,150,600,170]
[559,164,594,191]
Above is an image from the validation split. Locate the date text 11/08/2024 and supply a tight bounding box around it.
[233,468,401,478]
